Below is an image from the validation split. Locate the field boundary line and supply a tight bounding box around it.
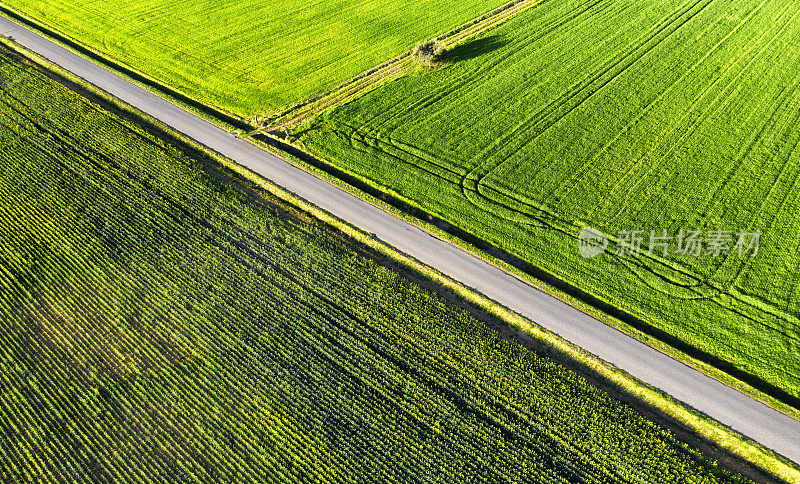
[263,0,546,131]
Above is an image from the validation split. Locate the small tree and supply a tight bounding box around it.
[411,39,447,65]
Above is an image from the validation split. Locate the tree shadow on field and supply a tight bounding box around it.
[442,35,507,63]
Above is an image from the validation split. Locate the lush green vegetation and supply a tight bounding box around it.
[2,0,508,116]
[0,52,751,483]
[303,0,800,402]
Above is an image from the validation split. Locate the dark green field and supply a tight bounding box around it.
[302,0,800,402]
[0,50,751,482]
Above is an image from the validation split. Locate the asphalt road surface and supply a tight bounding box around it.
[2,14,798,467]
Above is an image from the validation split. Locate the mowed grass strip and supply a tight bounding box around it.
[302,0,800,401]
[1,0,509,116]
[0,51,753,483]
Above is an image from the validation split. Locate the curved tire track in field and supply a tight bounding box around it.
[459,0,719,199]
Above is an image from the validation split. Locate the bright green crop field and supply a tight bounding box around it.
[0,51,753,483]
[303,0,800,403]
[1,0,507,116]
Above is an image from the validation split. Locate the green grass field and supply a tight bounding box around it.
[0,50,753,483]
[303,0,800,403]
[1,0,508,116]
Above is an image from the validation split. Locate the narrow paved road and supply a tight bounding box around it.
[2,14,799,467]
